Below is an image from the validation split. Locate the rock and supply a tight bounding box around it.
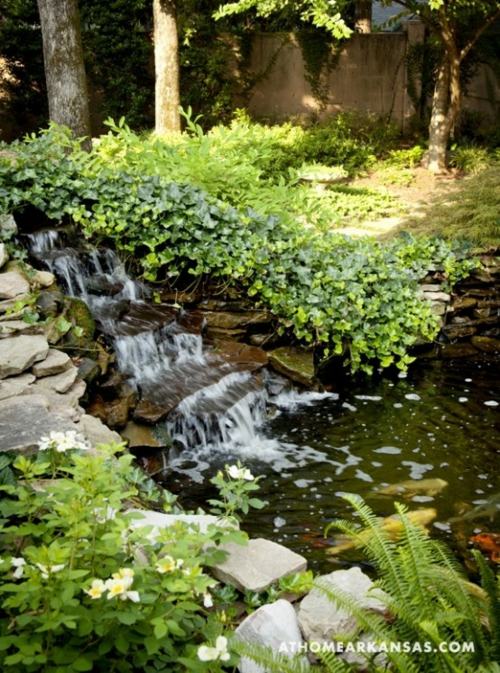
[32,348,72,377]
[133,398,173,424]
[212,339,268,371]
[128,509,229,541]
[452,296,477,311]
[36,289,64,319]
[0,320,44,338]
[76,357,100,384]
[61,297,96,354]
[297,567,387,644]
[25,379,87,420]
[471,336,500,353]
[442,324,477,339]
[213,538,307,593]
[35,366,78,393]
[195,310,273,330]
[438,343,479,359]
[0,214,17,237]
[0,394,75,453]
[87,386,136,429]
[268,347,315,387]
[32,270,55,288]
[249,333,272,347]
[0,243,8,269]
[0,372,36,400]
[419,284,442,292]
[76,414,122,447]
[121,421,166,448]
[205,327,247,341]
[421,291,451,302]
[473,307,492,319]
[431,301,447,316]
[0,335,49,379]
[235,600,305,673]
[0,271,30,300]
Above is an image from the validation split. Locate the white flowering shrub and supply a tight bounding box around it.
[0,445,263,672]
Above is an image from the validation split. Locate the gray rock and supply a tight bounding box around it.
[235,600,305,673]
[0,335,49,379]
[422,291,451,302]
[32,348,72,377]
[127,509,229,541]
[0,394,76,452]
[298,567,387,644]
[35,365,78,393]
[213,538,307,592]
[24,379,87,420]
[0,243,8,269]
[121,420,166,448]
[268,347,315,387]
[0,271,30,300]
[0,372,36,400]
[0,214,17,237]
[0,320,44,338]
[419,283,442,292]
[76,414,122,447]
[431,301,446,316]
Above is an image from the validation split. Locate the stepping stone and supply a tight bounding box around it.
[127,509,230,541]
[235,600,305,673]
[35,366,78,393]
[213,538,307,592]
[0,373,35,400]
[0,335,49,379]
[32,349,72,377]
[297,567,388,644]
[0,271,30,300]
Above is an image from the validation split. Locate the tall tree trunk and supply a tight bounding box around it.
[37,0,90,139]
[153,0,181,134]
[426,58,450,173]
[354,0,372,34]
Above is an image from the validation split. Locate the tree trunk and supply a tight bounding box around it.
[153,0,181,134]
[354,0,372,34]
[37,0,90,139]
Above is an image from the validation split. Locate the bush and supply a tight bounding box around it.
[0,439,265,672]
[0,125,475,374]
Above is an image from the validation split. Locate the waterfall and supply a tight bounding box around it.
[26,230,277,471]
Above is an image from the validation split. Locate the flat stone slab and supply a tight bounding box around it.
[235,600,304,673]
[35,366,78,393]
[0,320,44,338]
[33,349,72,378]
[0,394,75,452]
[76,414,122,447]
[268,347,315,387]
[0,372,36,400]
[0,335,49,379]
[121,420,166,448]
[213,538,307,592]
[0,271,30,300]
[127,509,228,540]
[298,567,387,644]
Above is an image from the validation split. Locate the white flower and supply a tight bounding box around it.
[85,579,106,599]
[203,591,213,608]
[105,569,139,602]
[227,464,254,481]
[197,636,230,662]
[93,505,117,523]
[156,556,183,574]
[38,430,89,453]
[11,557,26,579]
[35,563,65,579]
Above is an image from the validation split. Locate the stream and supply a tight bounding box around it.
[28,230,500,572]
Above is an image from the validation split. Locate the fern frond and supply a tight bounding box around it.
[473,549,500,661]
[233,639,313,673]
[315,648,356,672]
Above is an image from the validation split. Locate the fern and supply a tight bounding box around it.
[473,549,500,662]
[232,639,312,673]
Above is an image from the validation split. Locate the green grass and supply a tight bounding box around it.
[395,165,500,249]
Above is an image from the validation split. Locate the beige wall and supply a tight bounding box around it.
[244,29,499,128]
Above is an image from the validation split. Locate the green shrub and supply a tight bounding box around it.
[449,144,495,175]
[0,440,265,672]
[0,125,475,374]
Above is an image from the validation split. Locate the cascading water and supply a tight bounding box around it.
[27,230,306,477]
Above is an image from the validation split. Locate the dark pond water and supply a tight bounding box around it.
[165,356,500,573]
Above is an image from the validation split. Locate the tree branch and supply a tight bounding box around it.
[460,7,500,62]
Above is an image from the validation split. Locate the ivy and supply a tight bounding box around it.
[0,125,475,374]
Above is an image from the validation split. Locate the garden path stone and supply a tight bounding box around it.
[0,270,30,300]
[0,335,49,378]
[297,567,388,644]
[127,509,230,542]
[32,348,72,377]
[213,538,307,592]
[235,599,305,673]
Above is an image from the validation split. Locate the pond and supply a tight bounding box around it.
[164,356,500,573]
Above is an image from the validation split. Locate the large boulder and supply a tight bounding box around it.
[235,600,305,673]
[297,567,388,645]
[0,335,49,379]
[213,538,307,592]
